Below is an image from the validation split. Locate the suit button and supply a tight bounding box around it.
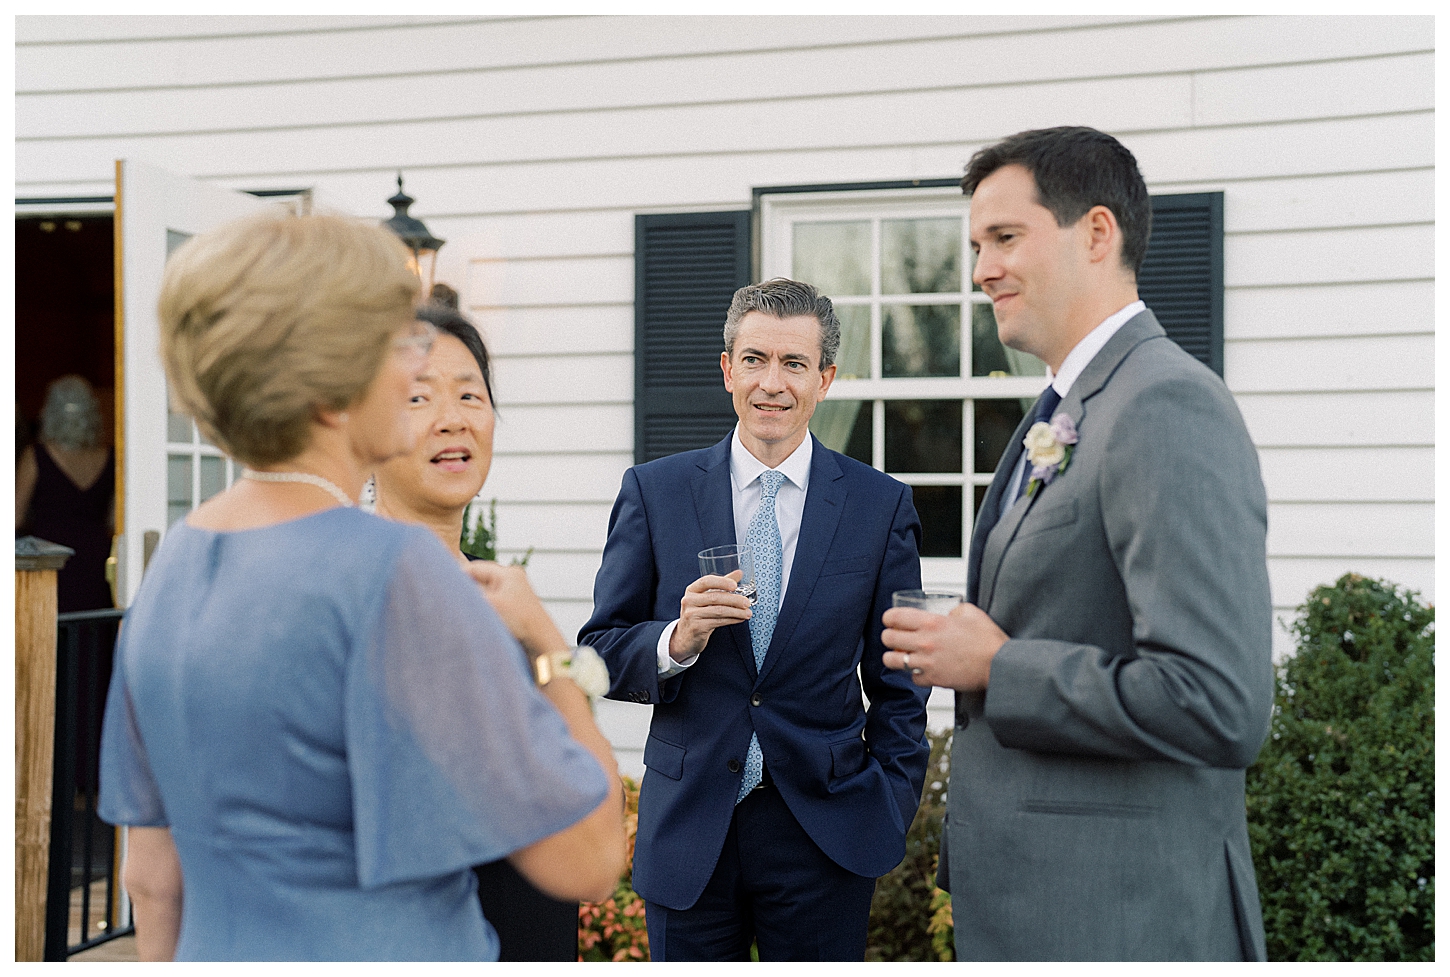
[727,759,741,773]
[750,694,762,707]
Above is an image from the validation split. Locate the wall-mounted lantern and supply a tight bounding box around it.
[382,172,445,291]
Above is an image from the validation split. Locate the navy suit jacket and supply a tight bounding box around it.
[579,434,931,911]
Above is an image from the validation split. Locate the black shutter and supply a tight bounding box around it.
[1138,192,1224,376]
[634,211,751,464]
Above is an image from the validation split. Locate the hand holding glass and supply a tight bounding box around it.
[698,544,757,605]
[892,589,963,615]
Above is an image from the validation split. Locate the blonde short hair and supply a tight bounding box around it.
[158,211,419,466]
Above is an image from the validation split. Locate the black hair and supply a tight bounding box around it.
[962,126,1151,276]
[414,302,495,411]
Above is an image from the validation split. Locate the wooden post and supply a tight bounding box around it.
[15,537,73,962]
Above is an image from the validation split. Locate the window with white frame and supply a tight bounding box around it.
[163,228,239,527]
[165,406,239,527]
[760,187,1049,588]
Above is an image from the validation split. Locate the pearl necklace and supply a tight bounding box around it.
[242,469,355,507]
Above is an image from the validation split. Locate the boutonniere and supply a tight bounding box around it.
[1022,413,1079,497]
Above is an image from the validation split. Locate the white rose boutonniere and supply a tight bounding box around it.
[1023,412,1079,497]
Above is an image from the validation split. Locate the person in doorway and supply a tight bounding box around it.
[16,374,115,611]
[371,301,583,962]
[97,211,625,962]
[880,126,1273,960]
[581,278,931,961]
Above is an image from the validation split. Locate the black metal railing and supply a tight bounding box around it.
[45,607,133,960]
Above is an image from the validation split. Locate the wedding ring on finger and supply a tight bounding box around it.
[902,653,911,670]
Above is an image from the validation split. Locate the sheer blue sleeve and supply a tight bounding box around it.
[97,641,168,828]
[346,531,611,889]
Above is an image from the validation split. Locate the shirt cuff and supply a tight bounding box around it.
[656,620,699,676]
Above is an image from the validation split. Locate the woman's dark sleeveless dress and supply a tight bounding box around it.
[24,444,115,613]
[465,553,581,961]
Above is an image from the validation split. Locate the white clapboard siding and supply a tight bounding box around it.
[1226,335,1433,394]
[1236,391,1434,448]
[429,213,634,260]
[1190,51,1432,126]
[14,13,1433,770]
[492,405,635,455]
[18,108,1434,213]
[483,453,632,505]
[487,502,615,553]
[15,16,1430,123]
[19,14,1139,91]
[1225,280,1432,341]
[468,255,634,308]
[17,75,1202,184]
[1257,447,1433,503]
[519,551,612,601]
[1268,503,1432,559]
[1226,225,1433,289]
[472,304,633,358]
[488,354,633,407]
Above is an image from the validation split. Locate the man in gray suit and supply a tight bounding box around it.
[881,126,1273,961]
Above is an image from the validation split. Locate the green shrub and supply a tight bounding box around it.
[866,727,954,961]
[1246,573,1434,961]
[461,498,532,566]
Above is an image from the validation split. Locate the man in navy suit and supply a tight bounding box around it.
[580,278,930,961]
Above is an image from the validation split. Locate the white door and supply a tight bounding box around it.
[114,160,276,606]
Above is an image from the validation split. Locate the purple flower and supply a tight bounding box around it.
[1030,463,1059,487]
[1049,412,1078,446]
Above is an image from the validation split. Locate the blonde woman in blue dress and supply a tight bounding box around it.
[98,211,624,961]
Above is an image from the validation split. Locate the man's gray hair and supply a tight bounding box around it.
[39,375,102,451]
[722,278,841,370]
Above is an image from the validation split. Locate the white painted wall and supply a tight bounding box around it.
[16,14,1433,769]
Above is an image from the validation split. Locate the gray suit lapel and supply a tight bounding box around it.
[756,439,845,686]
[690,440,754,676]
[975,310,1167,614]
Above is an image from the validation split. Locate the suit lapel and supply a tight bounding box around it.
[690,436,753,675]
[756,438,844,686]
[967,406,1038,605]
[975,309,1167,613]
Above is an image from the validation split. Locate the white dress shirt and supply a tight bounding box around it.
[1001,300,1146,506]
[656,427,814,675]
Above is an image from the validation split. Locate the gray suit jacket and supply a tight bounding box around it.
[944,310,1273,961]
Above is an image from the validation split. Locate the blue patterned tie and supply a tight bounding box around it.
[737,469,785,802]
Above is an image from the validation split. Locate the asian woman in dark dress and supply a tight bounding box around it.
[16,375,115,612]
[372,301,586,961]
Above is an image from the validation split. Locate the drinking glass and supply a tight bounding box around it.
[892,589,963,615]
[698,544,757,605]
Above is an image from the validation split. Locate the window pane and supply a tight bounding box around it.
[166,408,192,444]
[883,304,959,378]
[881,218,960,294]
[167,454,192,528]
[793,221,870,296]
[810,399,871,464]
[970,303,1046,377]
[885,400,961,473]
[834,304,871,379]
[199,455,227,503]
[974,484,989,517]
[974,399,1034,474]
[912,485,963,558]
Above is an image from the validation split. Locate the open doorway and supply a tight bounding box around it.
[15,213,116,460]
[15,211,117,616]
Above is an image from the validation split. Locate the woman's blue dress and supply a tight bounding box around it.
[98,508,609,961]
